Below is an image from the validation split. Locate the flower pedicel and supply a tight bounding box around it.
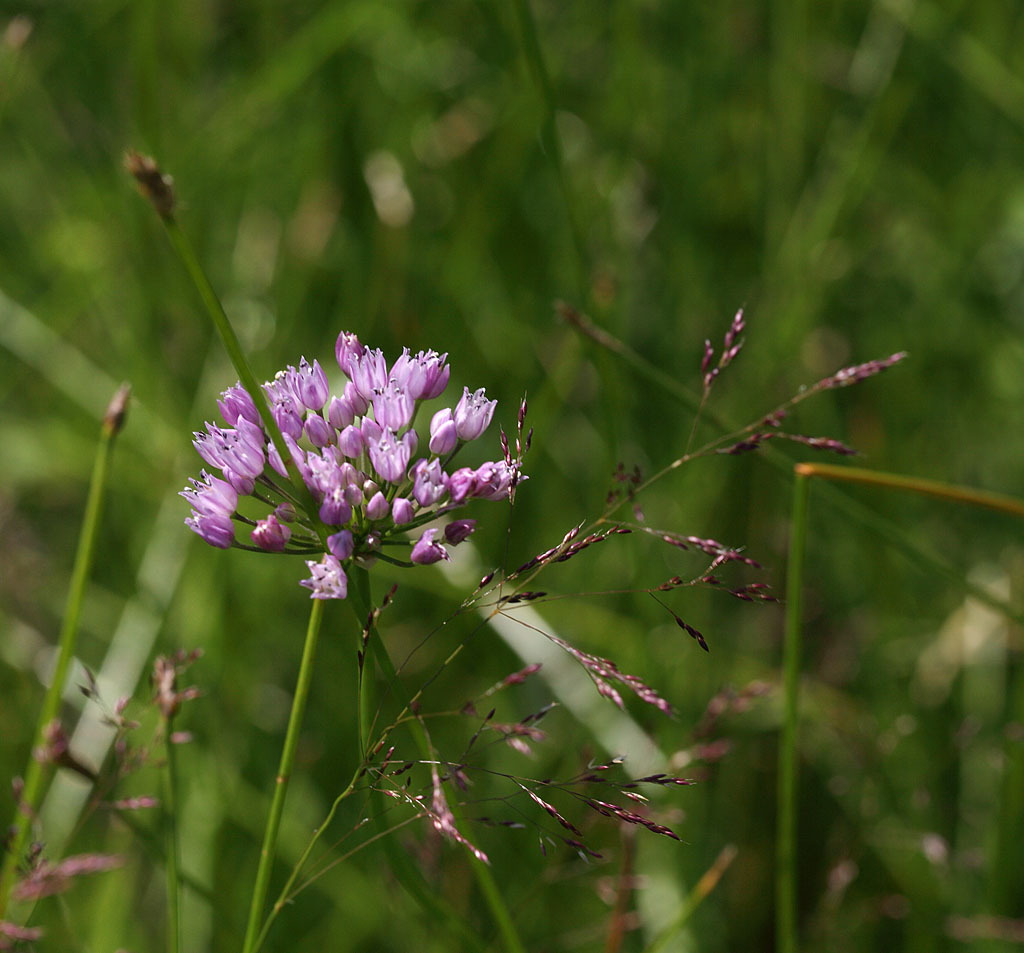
[181,332,523,598]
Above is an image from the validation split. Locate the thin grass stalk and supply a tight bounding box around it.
[777,470,810,953]
[162,726,181,953]
[0,384,129,918]
[349,569,527,953]
[158,218,324,541]
[643,844,738,953]
[254,779,357,952]
[564,309,1024,625]
[241,597,325,953]
[794,462,1024,519]
[510,0,588,299]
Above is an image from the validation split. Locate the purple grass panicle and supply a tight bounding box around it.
[182,332,523,598]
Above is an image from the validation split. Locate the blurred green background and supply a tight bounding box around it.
[2,1,1023,950]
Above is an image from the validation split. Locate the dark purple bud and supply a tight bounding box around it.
[410,528,451,565]
[722,307,745,360]
[816,352,907,389]
[251,513,291,552]
[454,387,497,441]
[274,502,296,522]
[444,519,477,545]
[700,339,714,376]
[327,529,354,560]
[429,407,458,455]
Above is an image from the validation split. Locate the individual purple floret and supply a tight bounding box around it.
[182,331,524,599]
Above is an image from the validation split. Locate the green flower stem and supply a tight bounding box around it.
[794,462,1024,519]
[160,216,324,543]
[0,385,129,918]
[162,724,181,953]
[241,597,325,953]
[778,470,810,953]
[350,569,527,953]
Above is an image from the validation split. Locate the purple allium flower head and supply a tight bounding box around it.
[444,519,476,545]
[411,528,451,565]
[184,330,525,598]
[252,513,291,552]
[454,387,497,440]
[300,554,348,599]
[429,407,458,455]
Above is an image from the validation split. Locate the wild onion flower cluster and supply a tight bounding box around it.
[181,331,520,599]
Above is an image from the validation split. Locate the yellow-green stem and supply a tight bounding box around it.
[0,385,128,917]
[241,597,325,953]
[162,723,181,953]
[794,462,1024,519]
[778,471,810,953]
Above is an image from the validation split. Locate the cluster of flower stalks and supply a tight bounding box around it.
[182,332,525,599]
